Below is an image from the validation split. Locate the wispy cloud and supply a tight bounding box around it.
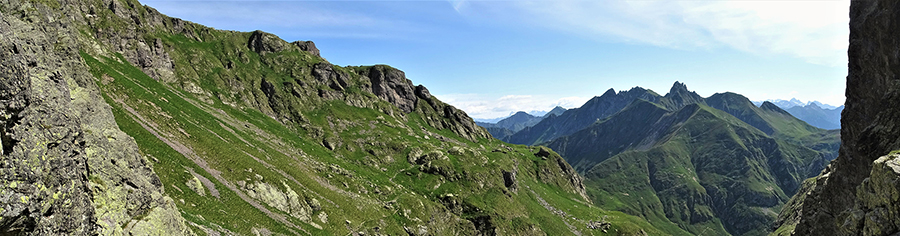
[463,0,849,67]
[436,93,590,119]
[448,0,467,13]
[680,1,849,66]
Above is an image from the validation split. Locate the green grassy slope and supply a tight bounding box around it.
[66,0,668,234]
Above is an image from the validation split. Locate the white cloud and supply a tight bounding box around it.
[436,94,590,119]
[680,1,849,66]
[467,0,849,67]
[499,95,532,100]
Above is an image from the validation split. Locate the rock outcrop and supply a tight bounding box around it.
[366,65,419,113]
[291,41,320,57]
[777,1,900,235]
[249,30,291,55]
[843,153,900,235]
[0,0,192,234]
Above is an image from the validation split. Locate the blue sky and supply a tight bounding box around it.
[142,0,849,119]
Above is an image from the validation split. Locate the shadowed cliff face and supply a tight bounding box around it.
[776,1,900,235]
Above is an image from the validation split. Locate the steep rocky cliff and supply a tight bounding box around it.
[774,1,900,235]
[0,0,192,234]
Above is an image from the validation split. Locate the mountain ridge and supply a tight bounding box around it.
[544,85,838,235]
[476,106,568,139]
[752,99,841,110]
[505,85,664,145]
[784,103,842,130]
[751,99,843,130]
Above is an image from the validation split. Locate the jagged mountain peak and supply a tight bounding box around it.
[668,81,689,95]
[659,81,704,110]
[621,86,654,96]
[664,81,698,98]
[806,102,823,109]
[601,88,617,97]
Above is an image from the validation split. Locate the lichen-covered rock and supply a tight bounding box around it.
[186,176,206,197]
[243,181,313,222]
[0,14,96,234]
[840,154,900,236]
[0,0,192,235]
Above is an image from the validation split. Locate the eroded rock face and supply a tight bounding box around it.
[781,1,900,235]
[249,31,321,58]
[0,0,192,235]
[313,62,351,91]
[291,41,320,57]
[249,30,290,55]
[366,65,419,113]
[0,15,95,234]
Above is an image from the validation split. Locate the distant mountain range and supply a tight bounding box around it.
[473,106,567,123]
[491,82,839,235]
[785,103,842,130]
[504,82,703,146]
[753,99,840,110]
[752,99,843,129]
[476,106,567,139]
